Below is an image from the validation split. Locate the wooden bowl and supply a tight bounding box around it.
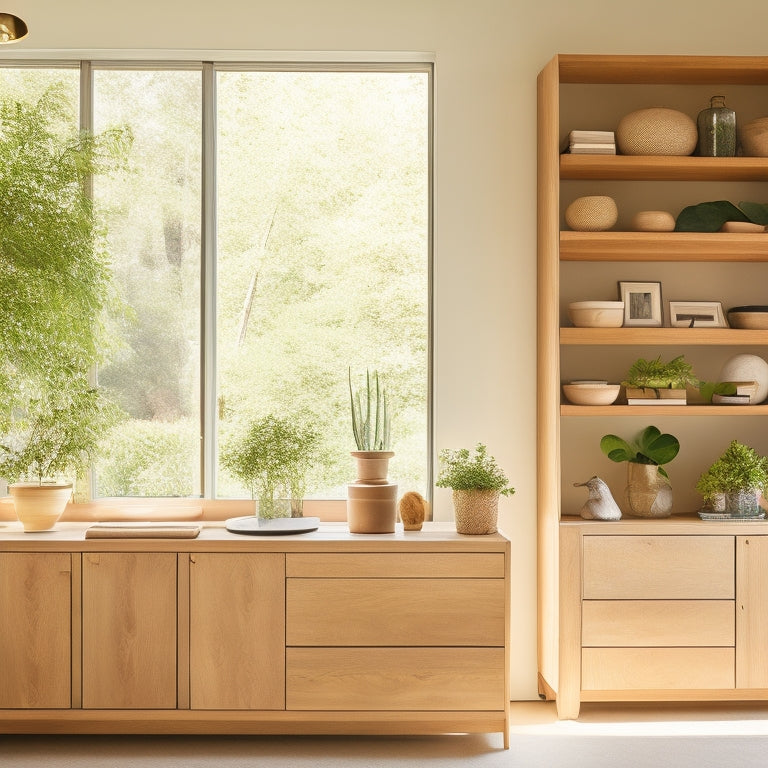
[562,383,620,406]
[727,306,768,330]
[740,117,768,157]
[568,301,624,327]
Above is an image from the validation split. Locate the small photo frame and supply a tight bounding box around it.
[618,281,663,327]
[669,301,728,328]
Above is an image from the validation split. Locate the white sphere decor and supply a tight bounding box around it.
[719,354,768,404]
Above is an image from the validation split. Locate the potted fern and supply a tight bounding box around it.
[0,87,129,530]
[436,444,515,535]
[696,440,768,517]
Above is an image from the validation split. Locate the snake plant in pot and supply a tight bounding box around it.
[347,368,397,533]
[0,87,130,530]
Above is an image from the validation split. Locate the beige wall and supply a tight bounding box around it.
[6,0,768,699]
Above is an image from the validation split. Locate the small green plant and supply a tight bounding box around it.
[220,414,320,517]
[600,425,680,479]
[696,440,768,502]
[623,355,698,389]
[348,368,391,451]
[0,379,118,485]
[436,444,515,495]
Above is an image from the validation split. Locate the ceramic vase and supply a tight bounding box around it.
[625,463,672,518]
[9,482,73,532]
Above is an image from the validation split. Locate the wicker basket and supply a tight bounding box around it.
[452,489,499,535]
[565,195,618,232]
[616,107,697,156]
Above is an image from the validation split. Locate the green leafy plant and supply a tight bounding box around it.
[600,426,680,479]
[0,87,131,487]
[696,440,768,502]
[623,355,698,389]
[675,200,768,232]
[349,368,391,451]
[220,414,320,517]
[436,444,515,495]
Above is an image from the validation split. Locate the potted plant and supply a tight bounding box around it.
[220,413,320,519]
[0,87,130,530]
[348,368,393,483]
[696,440,768,516]
[623,354,698,403]
[436,443,515,535]
[600,425,680,517]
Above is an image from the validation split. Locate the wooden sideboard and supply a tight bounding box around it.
[559,516,768,719]
[0,521,510,747]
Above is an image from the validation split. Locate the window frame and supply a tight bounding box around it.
[0,55,434,517]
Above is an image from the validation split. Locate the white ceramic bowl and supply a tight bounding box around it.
[562,383,621,406]
[567,301,624,328]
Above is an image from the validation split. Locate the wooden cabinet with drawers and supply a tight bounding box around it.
[0,523,510,746]
[560,519,768,719]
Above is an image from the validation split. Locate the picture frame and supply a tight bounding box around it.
[618,281,662,327]
[668,300,728,328]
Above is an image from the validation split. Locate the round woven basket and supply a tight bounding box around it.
[616,107,697,156]
[740,117,768,157]
[565,195,618,232]
[452,489,499,535]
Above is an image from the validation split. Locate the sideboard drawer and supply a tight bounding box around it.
[287,578,505,646]
[582,647,735,691]
[583,536,734,599]
[582,600,735,647]
[286,647,505,710]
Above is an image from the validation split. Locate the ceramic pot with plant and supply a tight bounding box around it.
[696,440,768,517]
[600,426,679,518]
[220,414,320,519]
[0,382,117,531]
[436,444,515,535]
[346,368,397,533]
[622,354,698,402]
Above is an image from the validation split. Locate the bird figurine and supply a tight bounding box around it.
[573,476,622,520]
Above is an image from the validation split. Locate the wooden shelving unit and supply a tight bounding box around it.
[537,53,768,717]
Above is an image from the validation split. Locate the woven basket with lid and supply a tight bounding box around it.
[616,107,697,156]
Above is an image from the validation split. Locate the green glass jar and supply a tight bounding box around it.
[696,95,736,157]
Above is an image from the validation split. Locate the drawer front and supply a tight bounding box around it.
[582,648,735,691]
[287,578,505,646]
[286,552,505,578]
[583,536,734,599]
[582,600,735,647]
[286,647,505,710]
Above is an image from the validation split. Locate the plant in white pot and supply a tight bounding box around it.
[0,87,130,531]
[347,368,397,533]
[436,444,514,535]
[696,439,768,517]
[220,414,320,519]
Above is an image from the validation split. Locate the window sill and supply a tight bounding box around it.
[0,497,347,523]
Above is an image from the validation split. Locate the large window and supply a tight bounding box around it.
[0,61,431,501]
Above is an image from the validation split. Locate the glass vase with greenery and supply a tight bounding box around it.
[220,414,320,518]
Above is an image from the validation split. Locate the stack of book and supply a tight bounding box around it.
[568,130,616,155]
[625,387,687,406]
[712,381,758,405]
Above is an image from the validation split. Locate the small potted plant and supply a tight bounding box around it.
[696,439,768,517]
[600,425,680,517]
[0,381,117,531]
[436,443,514,535]
[348,368,393,483]
[623,354,698,403]
[220,413,320,519]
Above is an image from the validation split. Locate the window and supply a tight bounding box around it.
[1,60,431,503]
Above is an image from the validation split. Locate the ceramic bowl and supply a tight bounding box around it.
[567,301,624,328]
[727,306,768,330]
[562,383,621,406]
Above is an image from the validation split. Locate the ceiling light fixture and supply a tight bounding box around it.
[0,13,28,44]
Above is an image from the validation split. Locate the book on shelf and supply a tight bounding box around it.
[569,130,615,143]
[625,387,687,402]
[712,393,752,405]
[569,143,616,154]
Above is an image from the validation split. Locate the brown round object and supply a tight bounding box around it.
[398,491,428,530]
[631,210,676,232]
[565,195,618,231]
[740,117,768,157]
[616,107,697,156]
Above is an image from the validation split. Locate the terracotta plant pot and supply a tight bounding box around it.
[9,482,73,532]
[350,451,394,484]
[347,482,398,533]
[452,489,500,535]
